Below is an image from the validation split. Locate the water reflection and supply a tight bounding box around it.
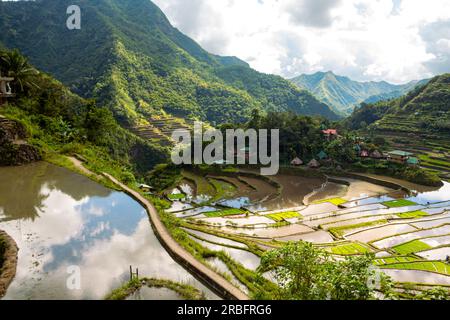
[0,163,217,300]
[407,182,450,205]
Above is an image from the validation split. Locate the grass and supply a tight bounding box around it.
[373,256,419,266]
[396,210,429,219]
[381,261,450,276]
[328,219,388,238]
[265,211,302,222]
[182,170,216,197]
[313,198,347,206]
[392,240,433,255]
[167,193,186,201]
[105,278,206,300]
[383,199,418,208]
[204,208,245,218]
[209,178,237,201]
[328,243,371,255]
[419,154,450,169]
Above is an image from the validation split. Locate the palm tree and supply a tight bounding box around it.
[0,49,39,92]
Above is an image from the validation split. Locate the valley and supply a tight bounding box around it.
[0,0,449,302]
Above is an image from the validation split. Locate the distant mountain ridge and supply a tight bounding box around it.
[290,71,428,115]
[0,0,339,126]
[345,73,450,135]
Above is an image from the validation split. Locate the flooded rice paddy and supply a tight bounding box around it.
[0,163,217,300]
[169,170,450,291]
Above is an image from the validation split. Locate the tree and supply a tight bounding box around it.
[325,134,357,164]
[259,241,389,300]
[84,105,116,145]
[0,49,39,92]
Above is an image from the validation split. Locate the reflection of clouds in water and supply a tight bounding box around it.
[409,182,450,204]
[70,218,191,299]
[90,221,110,237]
[87,205,106,217]
[35,184,87,246]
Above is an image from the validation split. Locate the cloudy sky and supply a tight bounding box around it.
[153,0,450,84]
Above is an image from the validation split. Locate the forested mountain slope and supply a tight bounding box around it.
[291,71,427,115]
[0,0,339,125]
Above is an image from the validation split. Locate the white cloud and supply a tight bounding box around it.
[153,0,450,84]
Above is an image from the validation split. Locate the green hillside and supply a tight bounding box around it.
[290,71,427,115]
[0,48,167,181]
[0,0,339,127]
[346,74,450,133]
[345,73,450,180]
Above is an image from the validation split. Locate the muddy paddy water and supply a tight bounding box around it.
[0,163,217,300]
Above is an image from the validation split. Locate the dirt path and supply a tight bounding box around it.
[102,173,249,301]
[68,156,102,179]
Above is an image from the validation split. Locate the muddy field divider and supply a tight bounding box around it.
[0,230,18,298]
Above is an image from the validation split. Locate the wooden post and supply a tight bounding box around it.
[130,265,133,281]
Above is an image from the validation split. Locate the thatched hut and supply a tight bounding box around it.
[370,150,383,159]
[291,157,303,166]
[308,159,321,169]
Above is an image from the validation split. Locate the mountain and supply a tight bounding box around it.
[345,73,450,135]
[0,0,339,130]
[290,71,428,115]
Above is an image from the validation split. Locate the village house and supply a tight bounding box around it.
[406,157,420,167]
[291,157,303,166]
[322,129,338,141]
[387,150,414,164]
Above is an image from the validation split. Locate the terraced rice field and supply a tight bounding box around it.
[328,243,371,255]
[265,211,302,222]
[396,210,429,219]
[203,209,245,218]
[383,199,418,208]
[165,170,450,291]
[393,240,432,255]
[313,198,348,206]
[382,261,450,276]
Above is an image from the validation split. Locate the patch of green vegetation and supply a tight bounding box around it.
[313,198,348,206]
[396,210,429,219]
[328,220,388,238]
[258,241,394,300]
[182,170,216,198]
[418,154,450,169]
[382,261,450,276]
[373,255,419,266]
[145,164,182,193]
[167,193,186,201]
[209,178,236,201]
[392,240,432,255]
[204,209,245,218]
[328,243,371,255]
[383,199,418,208]
[105,278,206,300]
[265,211,302,222]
